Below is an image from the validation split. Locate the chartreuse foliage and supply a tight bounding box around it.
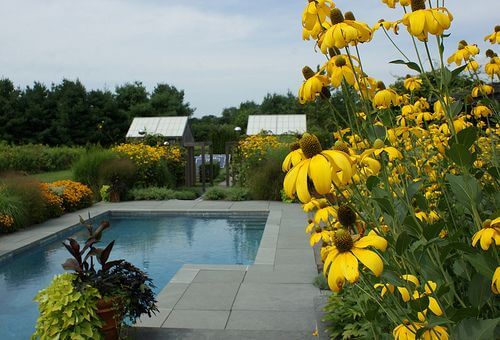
[32,273,103,340]
[284,1,500,338]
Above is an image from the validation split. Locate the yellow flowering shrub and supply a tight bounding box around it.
[48,180,93,212]
[39,182,64,218]
[113,143,185,187]
[0,214,15,233]
[287,1,499,338]
[237,134,285,161]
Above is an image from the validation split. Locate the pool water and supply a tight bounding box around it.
[0,213,266,339]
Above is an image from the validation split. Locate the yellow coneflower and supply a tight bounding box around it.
[492,267,500,294]
[303,198,329,212]
[393,321,448,340]
[465,60,479,72]
[372,19,399,34]
[322,229,388,292]
[472,105,492,119]
[320,9,372,52]
[372,82,400,109]
[403,75,422,91]
[471,83,494,97]
[472,217,500,251]
[282,142,305,172]
[302,0,334,40]
[283,133,353,203]
[328,55,356,87]
[298,66,329,104]
[361,138,403,161]
[484,25,500,44]
[400,0,453,41]
[447,40,480,66]
[381,0,410,9]
[485,56,500,80]
[374,274,420,301]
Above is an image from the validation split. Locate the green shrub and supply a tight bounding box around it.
[128,187,197,200]
[0,186,29,232]
[245,147,288,201]
[204,186,249,201]
[0,143,84,173]
[72,148,117,195]
[98,158,137,196]
[203,187,227,200]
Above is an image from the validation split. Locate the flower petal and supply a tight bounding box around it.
[309,155,332,195]
[352,248,384,276]
[354,234,388,251]
[339,253,359,283]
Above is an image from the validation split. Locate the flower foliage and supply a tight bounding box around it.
[289,1,500,338]
[48,180,93,212]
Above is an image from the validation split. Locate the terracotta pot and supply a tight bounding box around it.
[109,191,120,203]
[96,298,121,340]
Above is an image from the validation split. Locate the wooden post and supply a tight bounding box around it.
[201,143,206,192]
[209,143,214,186]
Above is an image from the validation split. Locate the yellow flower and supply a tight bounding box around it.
[302,0,334,33]
[465,60,479,72]
[472,217,500,250]
[373,82,400,109]
[283,134,353,203]
[471,84,494,97]
[314,205,337,224]
[298,66,329,104]
[447,41,479,66]
[472,105,492,119]
[303,198,330,212]
[374,274,420,301]
[319,9,372,52]
[403,76,422,91]
[372,19,400,34]
[393,321,448,340]
[328,55,356,88]
[401,1,453,41]
[484,25,500,44]
[492,267,500,294]
[361,138,402,161]
[485,56,500,79]
[381,0,410,9]
[323,229,387,292]
[309,227,332,246]
[282,142,305,172]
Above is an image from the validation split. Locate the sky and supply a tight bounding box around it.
[0,0,498,117]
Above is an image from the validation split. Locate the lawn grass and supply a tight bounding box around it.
[30,170,73,183]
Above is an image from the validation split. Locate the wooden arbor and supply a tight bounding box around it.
[184,142,213,191]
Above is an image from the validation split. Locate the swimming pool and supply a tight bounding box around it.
[0,212,267,339]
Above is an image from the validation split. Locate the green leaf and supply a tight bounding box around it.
[467,273,493,308]
[389,59,422,73]
[423,221,445,240]
[487,166,500,179]
[442,67,452,86]
[464,253,495,278]
[449,100,463,118]
[451,64,468,79]
[446,143,474,169]
[453,126,478,149]
[366,176,380,191]
[451,318,500,340]
[395,231,412,255]
[402,215,421,235]
[406,180,423,200]
[446,174,482,210]
[373,197,395,217]
[409,295,429,313]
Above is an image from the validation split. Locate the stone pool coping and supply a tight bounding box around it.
[0,200,321,338]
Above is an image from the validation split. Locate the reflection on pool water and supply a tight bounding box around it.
[0,213,266,339]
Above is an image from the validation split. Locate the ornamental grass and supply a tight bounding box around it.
[286,1,499,338]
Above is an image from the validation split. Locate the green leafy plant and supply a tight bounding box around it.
[100,185,110,202]
[128,186,198,200]
[32,273,103,340]
[98,158,137,198]
[203,186,249,201]
[72,148,118,197]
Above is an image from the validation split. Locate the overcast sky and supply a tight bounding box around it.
[0,0,497,117]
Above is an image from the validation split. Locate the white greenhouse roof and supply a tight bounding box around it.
[246,115,306,135]
[126,116,188,138]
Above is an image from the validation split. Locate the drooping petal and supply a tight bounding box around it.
[354,234,388,251]
[309,155,332,195]
[480,228,495,250]
[327,254,346,292]
[428,297,443,316]
[283,162,301,198]
[339,252,359,283]
[397,287,412,302]
[323,246,339,276]
[296,160,312,203]
[352,248,384,276]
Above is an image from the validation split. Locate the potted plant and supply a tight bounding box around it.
[98,158,137,202]
[32,218,158,340]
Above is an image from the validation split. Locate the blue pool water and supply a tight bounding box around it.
[0,213,266,339]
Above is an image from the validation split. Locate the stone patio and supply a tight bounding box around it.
[0,200,323,339]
